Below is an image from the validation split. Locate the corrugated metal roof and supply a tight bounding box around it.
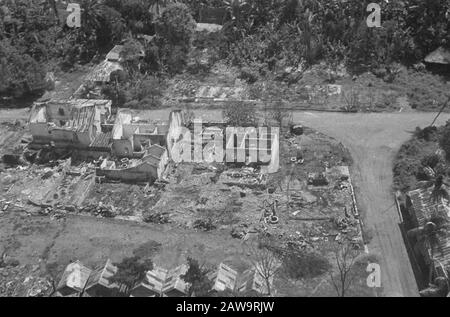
[209,263,238,292]
[408,187,449,226]
[425,47,450,65]
[90,131,112,149]
[131,266,168,297]
[85,259,127,293]
[106,45,124,62]
[161,264,189,296]
[408,186,450,270]
[85,61,124,83]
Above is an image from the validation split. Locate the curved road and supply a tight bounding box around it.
[292,112,449,297]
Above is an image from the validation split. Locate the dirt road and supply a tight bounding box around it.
[292,112,449,297]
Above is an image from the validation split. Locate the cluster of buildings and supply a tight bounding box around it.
[56,260,273,297]
[27,44,280,184]
[28,98,182,184]
[57,260,128,297]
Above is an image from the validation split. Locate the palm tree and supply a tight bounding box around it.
[80,0,106,33]
[430,175,450,205]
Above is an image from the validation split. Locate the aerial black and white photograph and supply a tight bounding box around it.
[0,0,450,302]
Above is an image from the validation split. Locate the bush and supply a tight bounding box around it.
[414,126,438,142]
[181,257,214,297]
[0,40,46,97]
[223,102,258,127]
[111,256,153,291]
[156,3,196,47]
[238,67,259,84]
[421,154,441,169]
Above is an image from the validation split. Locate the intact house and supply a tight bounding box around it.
[74,44,144,98]
[405,186,450,284]
[237,265,273,296]
[161,264,190,297]
[84,259,128,297]
[208,263,238,293]
[130,266,168,297]
[130,264,189,297]
[56,261,92,297]
[29,99,113,158]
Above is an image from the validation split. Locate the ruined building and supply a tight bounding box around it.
[29,99,113,158]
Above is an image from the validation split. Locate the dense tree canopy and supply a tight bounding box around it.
[1,0,450,99]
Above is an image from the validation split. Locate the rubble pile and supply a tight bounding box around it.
[80,203,117,218]
[220,168,268,190]
[143,211,170,224]
[0,265,53,297]
[193,218,217,231]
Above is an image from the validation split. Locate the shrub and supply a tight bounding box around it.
[238,67,259,84]
[111,256,153,291]
[156,3,196,47]
[223,101,258,127]
[414,126,438,142]
[181,257,214,297]
[421,154,441,169]
[0,41,46,97]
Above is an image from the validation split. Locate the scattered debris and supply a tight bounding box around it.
[143,212,170,224]
[193,218,216,231]
[80,203,117,218]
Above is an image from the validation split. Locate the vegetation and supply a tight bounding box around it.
[394,122,450,191]
[181,257,214,297]
[2,0,450,105]
[329,243,361,297]
[223,101,258,127]
[246,237,282,296]
[111,256,153,292]
[440,124,450,160]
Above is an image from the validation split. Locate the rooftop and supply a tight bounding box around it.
[57,261,92,295]
[408,186,450,271]
[85,60,124,83]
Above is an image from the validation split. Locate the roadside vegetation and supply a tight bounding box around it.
[394,122,450,191]
[2,0,450,111]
